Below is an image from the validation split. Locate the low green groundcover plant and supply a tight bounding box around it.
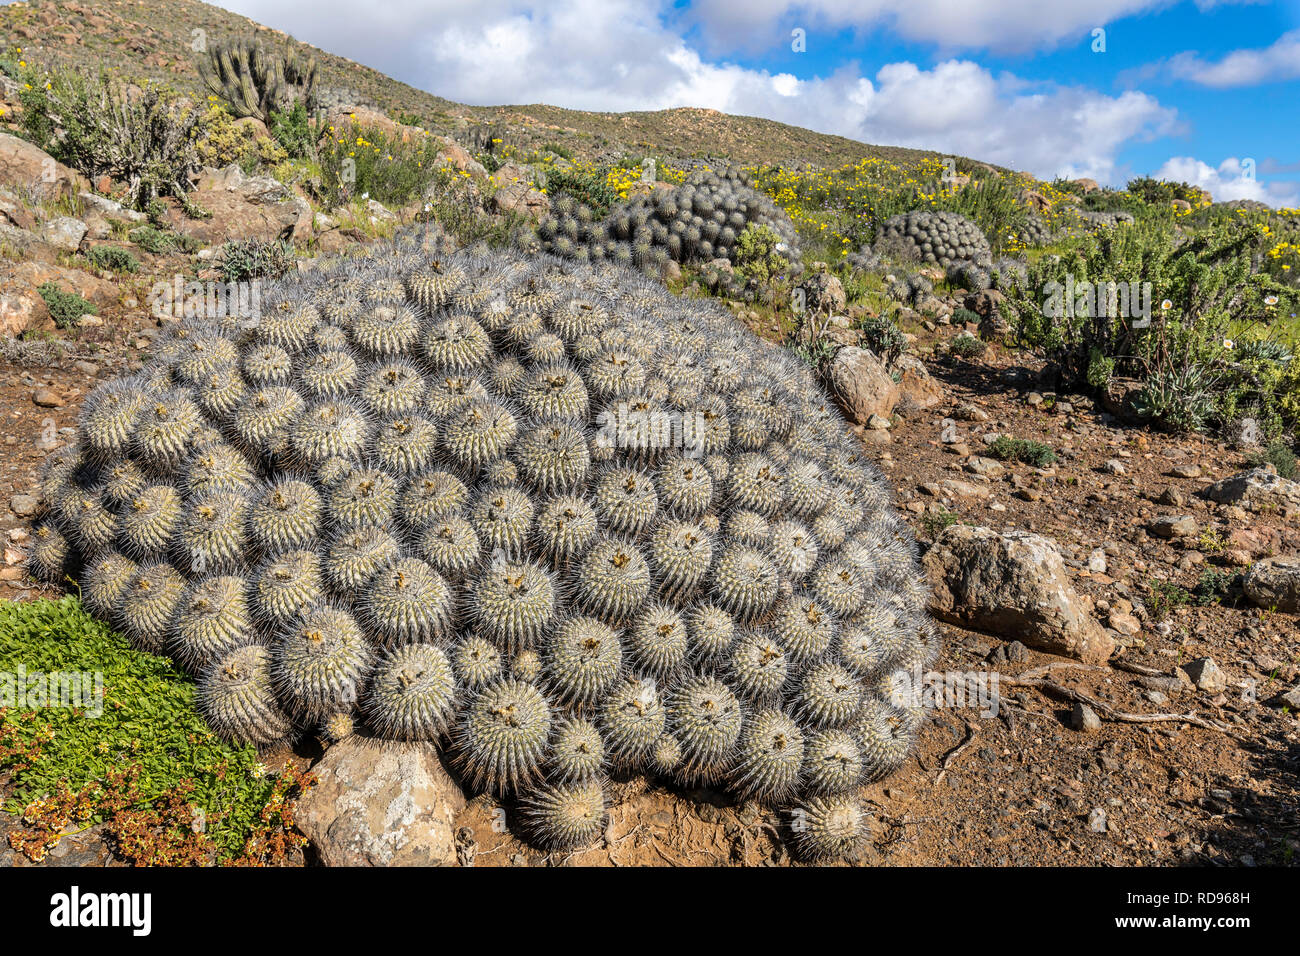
[0,597,310,864]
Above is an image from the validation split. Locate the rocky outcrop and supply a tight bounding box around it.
[0,132,89,202]
[295,738,466,867]
[1203,467,1300,516]
[167,164,312,243]
[923,525,1116,664]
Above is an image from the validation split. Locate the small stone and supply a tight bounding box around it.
[9,494,38,517]
[1180,657,1226,694]
[1087,549,1107,573]
[865,413,891,431]
[1148,515,1197,538]
[1108,611,1141,637]
[73,360,100,376]
[964,456,1005,479]
[77,314,103,328]
[1171,464,1202,479]
[1158,486,1186,507]
[1026,392,1044,407]
[1071,702,1101,732]
[33,388,63,408]
[1087,807,1108,833]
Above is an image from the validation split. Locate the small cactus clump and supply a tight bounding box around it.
[34,226,933,855]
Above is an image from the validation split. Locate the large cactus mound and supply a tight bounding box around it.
[534,163,802,293]
[31,226,935,858]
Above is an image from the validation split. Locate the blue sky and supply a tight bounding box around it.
[216,0,1300,205]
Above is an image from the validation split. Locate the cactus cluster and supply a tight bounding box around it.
[198,38,318,122]
[32,225,934,861]
[875,210,992,268]
[531,165,801,289]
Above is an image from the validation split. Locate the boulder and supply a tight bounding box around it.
[0,284,53,337]
[1242,557,1300,613]
[78,192,147,224]
[894,354,944,413]
[168,165,312,243]
[0,185,36,230]
[0,132,89,202]
[38,216,87,252]
[488,163,550,219]
[923,525,1116,664]
[1203,467,1300,516]
[826,346,899,425]
[296,738,466,867]
[797,271,846,314]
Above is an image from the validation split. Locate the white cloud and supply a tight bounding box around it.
[215,0,1178,184]
[684,0,1260,55]
[1154,156,1300,207]
[1154,30,1300,87]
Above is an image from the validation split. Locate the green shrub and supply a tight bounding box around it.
[84,245,140,274]
[36,283,96,330]
[859,314,906,367]
[316,123,441,208]
[540,166,619,219]
[1248,441,1298,480]
[23,70,203,214]
[1006,216,1299,433]
[219,238,295,283]
[0,597,307,864]
[948,332,987,359]
[127,224,197,255]
[195,103,289,173]
[987,435,1058,467]
[733,224,789,282]
[269,102,315,160]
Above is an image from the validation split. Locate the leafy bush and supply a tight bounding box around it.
[948,333,987,359]
[269,102,315,160]
[0,598,310,864]
[127,224,197,255]
[540,166,620,219]
[733,224,789,282]
[23,70,204,214]
[316,123,441,207]
[1248,441,1298,480]
[1006,216,1299,433]
[195,103,288,173]
[859,314,906,367]
[219,238,295,283]
[84,245,140,274]
[36,283,96,330]
[1125,176,1208,207]
[987,435,1058,467]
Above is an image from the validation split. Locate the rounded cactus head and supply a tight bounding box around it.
[198,645,295,747]
[365,643,457,740]
[456,678,552,793]
[521,781,606,849]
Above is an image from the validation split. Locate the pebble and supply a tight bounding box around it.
[32,389,63,408]
[9,495,38,518]
[1148,515,1197,538]
[1180,657,1226,694]
[1087,807,1108,833]
[1171,464,1203,479]
[1071,702,1102,732]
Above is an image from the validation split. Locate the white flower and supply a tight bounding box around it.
[1223,339,1234,350]
[1160,299,1173,311]
[1264,295,1279,306]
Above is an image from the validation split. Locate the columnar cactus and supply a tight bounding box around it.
[32,224,935,859]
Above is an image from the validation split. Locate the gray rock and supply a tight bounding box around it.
[296,739,466,867]
[1203,467,1300,516]
[1180,657,1226,694]
[923,525,1116,664]
[826,346,900,426]
[1071,702,1102,732]
[78,192,146,223]
[1225,417,1263,449]
[38,216,88,252]
[1170,463,1203,479]
[1148,515,1197,538]
[1242,557,1300,613]
[797,271,846,314]
[9,494,38,517]
[1087,807,1108,833]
